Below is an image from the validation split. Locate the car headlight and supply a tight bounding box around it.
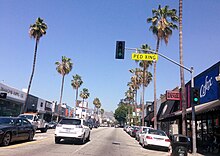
[0,130,4,135]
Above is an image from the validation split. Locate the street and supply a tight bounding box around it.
[0,127,168,156]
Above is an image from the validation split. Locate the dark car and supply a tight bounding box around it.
[0,117,36,146]
[48,121,58,129]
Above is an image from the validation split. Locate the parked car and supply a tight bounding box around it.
[48,121,58,129]
[139,129,170,151]
[55,118,90,144]
[129,126,140,137]
[135,126,153,141]
[0,117,36,146]
[19,113,48,133]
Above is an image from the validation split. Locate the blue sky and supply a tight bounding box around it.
[0,0,219,112]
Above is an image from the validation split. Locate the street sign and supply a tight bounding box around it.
[131,53,158,61]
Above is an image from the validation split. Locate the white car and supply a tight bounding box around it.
[55,118,90,144]
[136,126,153,141]
[139,129,170,150]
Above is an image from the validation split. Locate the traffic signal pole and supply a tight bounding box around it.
[126,47,197,154]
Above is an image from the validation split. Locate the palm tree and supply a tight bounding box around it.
[100,108,104,118]
[147,5,178,129]
[71,74,83,108]
[125,88,135,124]
[139,44,153,126]
[93,98,101,119]
[23,17,47,113]
[55,56,73,112]
[179,0,187,136]
[79,88,90,104]
[128,68,142,124]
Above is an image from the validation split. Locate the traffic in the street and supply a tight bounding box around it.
[0,127,168,156]
[1,1,220,156]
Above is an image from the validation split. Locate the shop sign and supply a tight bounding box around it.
[166,90,180,100]
[194,63,219,104]
[0,83,26,101]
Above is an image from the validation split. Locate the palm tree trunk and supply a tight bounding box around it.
[179,0,186,136]
[142,65,146,126]
[154,38,160,129]
[23,38,39,113]
[75,88,78,106]
[59,75,65,115]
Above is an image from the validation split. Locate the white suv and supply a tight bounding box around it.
[55,118,90,144]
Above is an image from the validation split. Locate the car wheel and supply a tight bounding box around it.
[55,137,60,144]
[41,127,48,133]
[2,132,11,146]
[86,132,90,142]
[28,131,34,141]
[80,134,86,144]
[142,140,146,148]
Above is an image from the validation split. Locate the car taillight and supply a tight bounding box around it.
[146,136,153,139]
[165,139,170,142]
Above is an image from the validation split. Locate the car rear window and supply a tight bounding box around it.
[60,119,81,125]
[148,129,166,136]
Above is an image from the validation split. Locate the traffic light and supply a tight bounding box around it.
[115,41,125,59]
[192,88,200,105]
[0,93,7,99]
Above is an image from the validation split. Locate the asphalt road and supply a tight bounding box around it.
[0,127,169,156]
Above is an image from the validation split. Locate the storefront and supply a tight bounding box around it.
[0,83,26,116]
[187,61,220,152]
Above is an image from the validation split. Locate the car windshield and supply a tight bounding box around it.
[19,115,34,120]
[148,129,166,136]
[60,119,81,125]
[0,118,15,126]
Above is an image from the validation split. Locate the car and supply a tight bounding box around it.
[129,126,140,137]
[55,118,90,144]
[19,113,48,133]
[0,117,36,146]
[48,121,58,129]
[139,129,170,150]
[135,126,153,141]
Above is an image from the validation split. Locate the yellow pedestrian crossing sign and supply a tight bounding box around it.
[131,53,158,61]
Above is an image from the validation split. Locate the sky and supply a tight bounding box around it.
[0,0,219,112]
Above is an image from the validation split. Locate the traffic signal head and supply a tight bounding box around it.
[115,41,125,59]
[0,92,7,99]
[192,88,200,104]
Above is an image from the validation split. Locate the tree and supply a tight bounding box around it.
[93,97,101,119]
[79,88,90,103]
[23,17,47,113]
[139,44,153,126]
[100,108,104,118]
[55,56,73,112]
[114,104,131,126]
[147,5,178,129]
[179,0,187,135]
[71,74,83,107]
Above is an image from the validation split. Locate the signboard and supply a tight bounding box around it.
[166,90,180,100]
[194,63,220,104]
[0,83,26,102]
[132,53,158,61]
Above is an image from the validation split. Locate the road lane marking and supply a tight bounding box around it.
[1,137,50,149]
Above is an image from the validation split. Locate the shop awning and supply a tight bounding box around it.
[174,99,220,115]
[157,100,175,121]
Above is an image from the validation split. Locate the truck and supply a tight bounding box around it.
[19,112,49,133]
